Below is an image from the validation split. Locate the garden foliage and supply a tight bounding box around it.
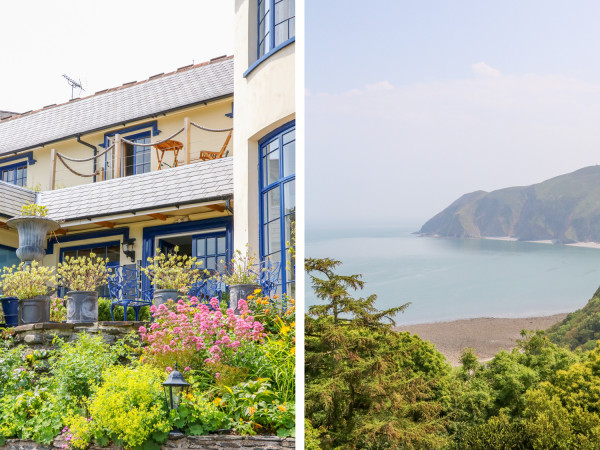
[0,289,295,448]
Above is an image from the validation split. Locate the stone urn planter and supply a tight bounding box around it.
[153,289,183,307]
[228,284,261,313]
[18,295,51,325]
[66,291,99,323]
[0,296,18,327]
[6,216,60,264]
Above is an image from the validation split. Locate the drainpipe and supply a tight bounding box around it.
[76,136,97,183]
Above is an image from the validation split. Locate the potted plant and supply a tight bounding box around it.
[6,203,60,265]
[141,247,202,307]
[0,294,18,327]
[57,253,107,323]
[222,247,261,313]
[0,261,56,325]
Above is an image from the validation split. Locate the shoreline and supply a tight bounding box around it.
[419,234,600,250]
[396,313,567,366]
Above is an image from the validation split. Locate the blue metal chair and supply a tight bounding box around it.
[256,259,281,298]
[106,265,152,321]
[188,277,226,305]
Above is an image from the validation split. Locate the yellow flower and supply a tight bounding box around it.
[213,397,222,406]
[280,325,291,336]
[290,346,295,354]
[247,295,254,300]
[253,288,262,294]
[278,405,286,412]
[247,406,256,415]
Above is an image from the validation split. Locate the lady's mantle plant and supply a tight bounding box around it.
[141,246,202,291]
[139,297,265,371]
[0,261,56,300]
[57,253,107,292]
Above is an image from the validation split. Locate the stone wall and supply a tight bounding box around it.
[1,434,295,449]
[10,321,146,349]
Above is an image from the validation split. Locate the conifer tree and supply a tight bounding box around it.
[305,258,451,449]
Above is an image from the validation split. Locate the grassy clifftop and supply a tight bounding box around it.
[420,166,600,243]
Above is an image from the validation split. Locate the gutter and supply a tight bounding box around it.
[0,93,233,159]
[76,137,97,183]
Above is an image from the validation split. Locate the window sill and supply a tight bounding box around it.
[243,37,295,78]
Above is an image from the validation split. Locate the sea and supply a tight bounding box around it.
[305,225,600,325]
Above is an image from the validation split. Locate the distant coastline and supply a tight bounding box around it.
[418,233,600,250]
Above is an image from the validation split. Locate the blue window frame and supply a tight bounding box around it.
[59,241,121,297]
[193,232,227,273]
[103,121,160,177]
[1,162,27,187]
[259,121,295,296]
[258,0,295,59]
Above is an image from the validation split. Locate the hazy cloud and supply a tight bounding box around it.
[471,62,501,77]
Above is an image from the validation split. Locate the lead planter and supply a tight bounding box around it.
[6,216,60,264]
[153,289,183,307]
[228,284,261,313]
[18,295,51,325]
[66,290,99,323]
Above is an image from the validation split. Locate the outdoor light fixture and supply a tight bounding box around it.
[162,363,190,413]
[121,238,136,263]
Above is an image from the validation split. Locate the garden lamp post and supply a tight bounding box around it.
[162,363,190,412]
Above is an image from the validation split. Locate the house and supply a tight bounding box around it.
[0,0,295,296]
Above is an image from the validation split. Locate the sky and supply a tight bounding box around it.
[306,1,600,229]
[0,1,233,113]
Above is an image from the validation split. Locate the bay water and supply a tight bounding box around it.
[306,225,600,325]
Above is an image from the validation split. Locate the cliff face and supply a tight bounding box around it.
[419,166,600,244]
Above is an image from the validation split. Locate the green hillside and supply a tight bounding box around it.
[547,286,600,351]
[420,166,600,243]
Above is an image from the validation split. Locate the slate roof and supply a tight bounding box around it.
[0,111,18,120]
[38,157,233,221]
[0,182,36,218]
[0,56,233,157]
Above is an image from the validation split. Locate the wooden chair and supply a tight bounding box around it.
[198,130,232,161]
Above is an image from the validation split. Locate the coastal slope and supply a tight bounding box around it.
[420,165,600,243]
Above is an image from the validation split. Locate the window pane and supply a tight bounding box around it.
[265,149,280,185]
[107,245,120,263]
[275,0,290,23]
[206,257,216,271]
[63,250,77,260]
[217,236,226,254]
[78,249,91,259]
[275,22,289,46]
[285,213,295,246]
[267,220,281,255]
[196,239,206,257]
[289,17,295,38]
[284,181,295,214]
[207,238,216,255]
[264,188,281,222]
[283,140,295,177]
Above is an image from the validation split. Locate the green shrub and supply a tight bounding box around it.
[172,394,230,436]
[97,297,150,322]
[50,334,119,404]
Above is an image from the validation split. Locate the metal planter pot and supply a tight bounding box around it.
[153,289,182,307]
[1,296,18,327]
[18,295,51,325]
[66,291,99,323]
[228,284,261,313]
[6,216,60,264]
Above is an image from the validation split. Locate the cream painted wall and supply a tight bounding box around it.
[0,229,20,249]
[21,99,233,191]
[233,0,295,258]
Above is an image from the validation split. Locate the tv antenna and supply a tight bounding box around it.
[62,74,85,99]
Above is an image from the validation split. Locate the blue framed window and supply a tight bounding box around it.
[1,162,27,187]
[60,242,121,297]
[259,122,295,296]
[0,243,19,272]
[103,121,160,178]
[193,232,227,273]
[258,0,295,58]
[124,132,151,176]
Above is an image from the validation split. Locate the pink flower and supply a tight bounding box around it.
[184,366,191,372]
[138,326,147,334]
[215,372,221,379]
[166,366,173,373]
